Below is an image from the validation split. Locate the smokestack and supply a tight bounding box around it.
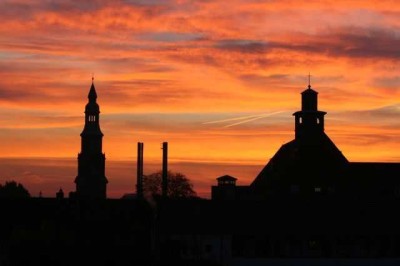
[137,142,144,199]
[162,142,168,198]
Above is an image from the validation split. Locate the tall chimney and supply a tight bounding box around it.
[162,142,168,198]
[137,142,144,199]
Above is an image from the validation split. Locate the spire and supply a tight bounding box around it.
[302,73,317,95]
[88,78,97,102]
[83,79,102,135]
[76,79,107,199]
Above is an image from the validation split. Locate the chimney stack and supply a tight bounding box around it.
[137,142,144,199]
[162,142,168,198]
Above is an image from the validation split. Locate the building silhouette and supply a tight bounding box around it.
[250,83,348,198]
[213,83,400,200]
[74,80,108,199]
[212,175,250,200]
[3,80,400,266]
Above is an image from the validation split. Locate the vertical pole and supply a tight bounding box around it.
[162,142,168,198]
[137,142,144,199]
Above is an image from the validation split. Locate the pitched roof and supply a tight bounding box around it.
[250,133,349,193]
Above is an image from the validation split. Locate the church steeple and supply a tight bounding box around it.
[81,80,103,144]
[293,82,327,141]
[88,81,97,102]
[75,80,108,199]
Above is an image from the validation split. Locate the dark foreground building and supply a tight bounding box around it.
[75,80,108,199]
[2,82,400,266]
[3,196,400,266]
[213,83,400,200]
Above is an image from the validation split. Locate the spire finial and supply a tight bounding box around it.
[308,72,311,89]
[88,75,97,101]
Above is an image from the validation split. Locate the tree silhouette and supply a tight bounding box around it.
[0,181,30,198]
[143,171,197,198]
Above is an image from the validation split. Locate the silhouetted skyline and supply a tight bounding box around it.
[0,1,400,198]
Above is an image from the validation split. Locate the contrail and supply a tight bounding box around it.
[202,114,272,125]
[223,111,283,128]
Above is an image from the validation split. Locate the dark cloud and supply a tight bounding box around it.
[0,0,169,36]
[215,39,269,54]
[214,28,400,60]
[239,74,345,90]
[123,0,173,6]
[0,0,108,19]
[0,85,44,101]
[138,32,204,42]
[41,0,107,12]
[328,28,400,59]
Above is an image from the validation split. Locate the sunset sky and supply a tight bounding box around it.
[1,0,400,198]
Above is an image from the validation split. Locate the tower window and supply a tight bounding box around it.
[314,187,321,193]
[299,117,302,124]
[317,118,320,124]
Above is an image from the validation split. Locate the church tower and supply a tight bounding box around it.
[251,79,348,197]
[75,79,108,199]
[293,83,327,142]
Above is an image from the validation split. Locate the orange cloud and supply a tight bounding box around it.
[0,0,399,197]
